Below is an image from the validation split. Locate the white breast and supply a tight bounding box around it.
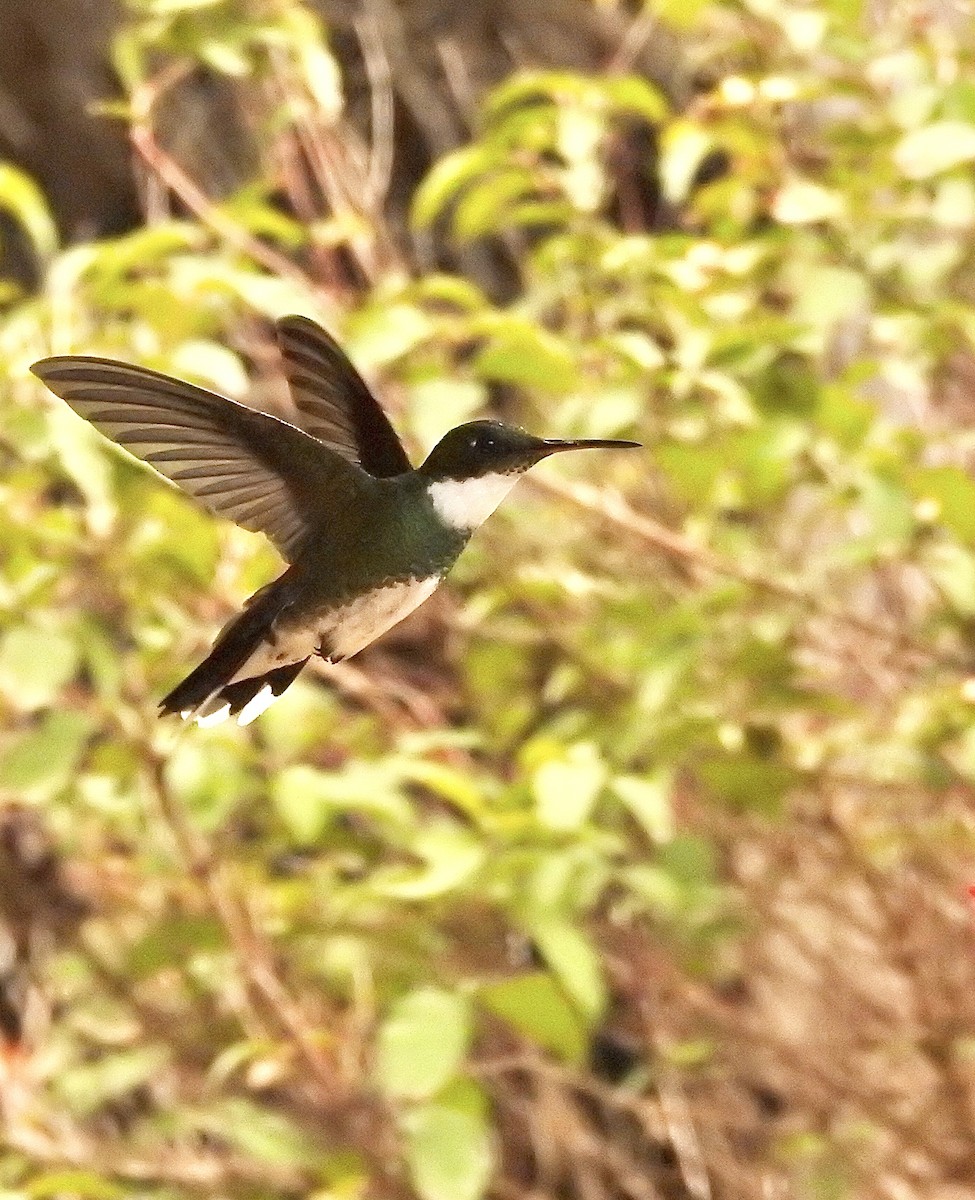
[327,576,441,660]
[427,472,520,530]
[223,576,441,689]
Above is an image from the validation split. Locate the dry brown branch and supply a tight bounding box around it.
[140,740,344,1104]
[529,473,967,671]
[4,1121,308,1193]
[129,70,316,289]
[354,8,396,210]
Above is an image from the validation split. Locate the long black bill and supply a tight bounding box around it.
[539,437,642,455]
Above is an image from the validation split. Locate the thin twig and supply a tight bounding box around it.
[141,743,344,1106]
[4,1122,307,1193]
[129,71,314,289]
[607,10,659,74]
[529,474,967,671]
[130,121,312,286]
[354,10,396,210]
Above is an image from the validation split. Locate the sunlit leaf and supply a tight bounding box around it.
[0,624,78,711]
[403,1081,494,1200]
[190,1098,323,1167]
[0,711,92,797]
[412,146,500,229]
[27,1170,125,1200]
[925,543,975,616]
[659,120,714,204]
[894,121,975,179]
[531,742,607,831]
[55,1046,170,1117]
[479,972,586,1063]
[603,76,668,122]
[376,987,472,1100]
[528,918,607,1022]
[909,466,975,544]
[612,769,675,842]
[772,179,845,224]
[372,822,486,899]
[0,163,58,259]
[474,322,577,393]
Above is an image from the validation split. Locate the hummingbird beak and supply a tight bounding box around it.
[537,437,642,457]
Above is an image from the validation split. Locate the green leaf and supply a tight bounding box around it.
[169,338,249,395]
[193,1098,322,1167]
[164,741,256,833]
[531,742,607,831]
[0,164,58,259]
[453,168,541,240]
[403,1082,494,1200]
[932,176,975,228]
[698,753,798,815]
[842,475,916,562]
[603,76,668,122]
[372,822,486,899]
[659,120,714,204]
[408,378,486,453]
[815,380,876,447]
[412,146,500,229]
[479,972,586,1063]
[474,322,577,393]
[376,987,472,1100]
[397,757,487,821]
[661,1037,715,1068]
[894,121,975,179]
[126,915,225,979]
[612,769,674,842]
[925,542,975,616]
[485,70,585,119]
[55,1047,170,1117]
[788,265,870,347]
[27,1171,125,1200]
[528,919,607,1022]
[0,711,92,797]
[0,625,79,711]
[658,834,717,888]
[272,761,412,835]
[909,466,975,543]
[348,303,435,367]
[772,179,845,225]
[272,763,340,843]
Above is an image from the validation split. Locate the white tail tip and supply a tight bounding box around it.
[196,703,231,728]
[237,684,277,726]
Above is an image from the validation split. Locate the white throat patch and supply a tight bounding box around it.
[427,472,519,531]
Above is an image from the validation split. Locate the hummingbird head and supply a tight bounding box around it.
[419,419,640,532]
[419,419,640,482]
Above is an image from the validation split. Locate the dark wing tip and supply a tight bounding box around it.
[32,356,124,388]
[30,356,64,383]
[276,313,321,333]
[275,314,338,347]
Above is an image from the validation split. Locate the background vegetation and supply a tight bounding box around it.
[2,0,975,1197]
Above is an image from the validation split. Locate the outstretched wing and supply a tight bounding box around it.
[276,316,412,478]
[31,356,366,561]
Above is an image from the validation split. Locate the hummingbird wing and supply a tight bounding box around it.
[275,316,412,478]
[31,356,366,561]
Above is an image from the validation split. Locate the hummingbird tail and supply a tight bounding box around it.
[159,578,308,726]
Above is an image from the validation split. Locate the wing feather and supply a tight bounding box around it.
[275,316,412,478]
[31,356,367,561]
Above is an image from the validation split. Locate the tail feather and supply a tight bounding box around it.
[160,577,307,725]
[191,660,309,726]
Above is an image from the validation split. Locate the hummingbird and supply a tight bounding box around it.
[32,317,639,727]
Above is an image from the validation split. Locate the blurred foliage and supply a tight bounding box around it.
[2,0,975,1198]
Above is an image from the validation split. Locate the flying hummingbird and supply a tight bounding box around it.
[32,317,639,726]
